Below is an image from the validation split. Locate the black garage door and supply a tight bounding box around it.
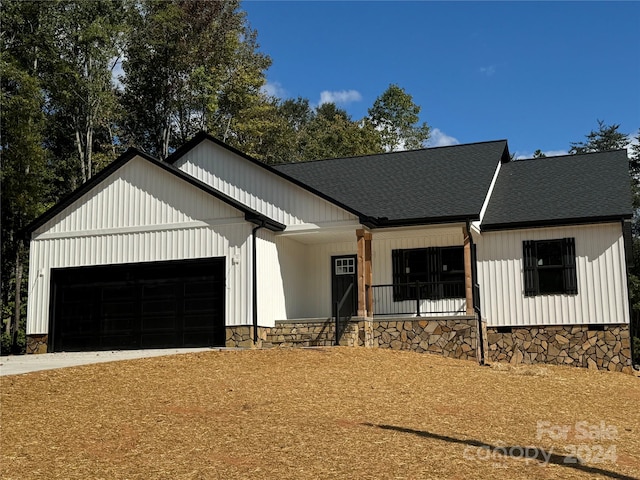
[49,258,225,352]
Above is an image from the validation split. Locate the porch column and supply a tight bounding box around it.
[356,228,373,317]
[365,232,373,315]
[463,226,474,315]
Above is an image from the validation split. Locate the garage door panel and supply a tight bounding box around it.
[50,258,225,352]
[184,297,217,313]
[102,285,136,300]
[61,334,100,351]
[100,334,137,349]
[142,300,177,315]
[102,316,136,332]
[184,314,217,329]
[102,301,137,316]
[142,316,176,330]
[143,283,177,298]
[184,280,217,295]
[183,326,224,345]
[140,332,177,349]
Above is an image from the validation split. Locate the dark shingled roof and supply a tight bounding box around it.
[275,140,510,226]
[481,150,633,231]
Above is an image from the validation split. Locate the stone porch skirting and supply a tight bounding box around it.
[28,321,634,373]
[485,324,633,374]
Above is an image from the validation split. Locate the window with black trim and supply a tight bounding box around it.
[523,238,577,296]
[392,247,465,301]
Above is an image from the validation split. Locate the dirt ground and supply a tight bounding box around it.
[1,348,638,480]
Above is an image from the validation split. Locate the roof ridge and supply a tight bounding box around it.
[273,139,509,166]
[511,149,628,164]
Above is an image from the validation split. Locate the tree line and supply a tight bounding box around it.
[1,1,638,355]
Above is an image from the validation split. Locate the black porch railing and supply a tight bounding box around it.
[334,282,354,345]
[371,281,466,316]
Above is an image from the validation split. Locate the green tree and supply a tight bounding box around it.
[368,84,430,151]
[222,94,295,164]
[532,149,546,158]
[2,0,126,190]
[629,132,640,364]
[0,56,50,352]
[628,131,640,181]
[50,0,127,182]
[0,1,57,352]
[300,103,383,160]
[569,120,628,154]
[224,96,385,164]
[121,0,270,159]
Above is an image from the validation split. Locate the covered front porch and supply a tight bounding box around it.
[240,222,485,362]
[272,222,478,321]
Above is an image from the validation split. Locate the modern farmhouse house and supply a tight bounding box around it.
[25,133,634,372]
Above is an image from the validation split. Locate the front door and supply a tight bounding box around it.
[331,255,357,316]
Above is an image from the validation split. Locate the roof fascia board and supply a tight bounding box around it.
[370,222,467,235]
[480,215,631,232]
[368,214,480,229]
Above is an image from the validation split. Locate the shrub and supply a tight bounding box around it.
[0,330,26,355]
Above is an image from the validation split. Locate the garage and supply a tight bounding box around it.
[49,257,225,352]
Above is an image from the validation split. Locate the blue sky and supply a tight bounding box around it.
[242,1,640,158]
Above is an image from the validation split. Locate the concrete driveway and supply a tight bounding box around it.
[0,348,217,376]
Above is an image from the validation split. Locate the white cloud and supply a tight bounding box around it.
[479,65,496,77]
[514,149,568,160]
[318,89,362,106]
[428,128,460,147]
[261,81,287,99]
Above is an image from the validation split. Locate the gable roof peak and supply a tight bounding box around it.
[24,145,285,237]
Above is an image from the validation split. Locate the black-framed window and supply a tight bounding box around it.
[392,246,465,301]
[523,238,577,297]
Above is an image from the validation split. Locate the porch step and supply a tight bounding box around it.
[264,318,358,347]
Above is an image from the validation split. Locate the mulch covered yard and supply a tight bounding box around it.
[1,348,638,480]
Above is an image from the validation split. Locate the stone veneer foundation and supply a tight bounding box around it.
[371,317,479,362]
[26,334,48,354]
[486,324,633,374]
[225,326,270,348]
[26,320,635,374]
[225,316,480,362]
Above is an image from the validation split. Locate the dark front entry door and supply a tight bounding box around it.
[331,255,357,316]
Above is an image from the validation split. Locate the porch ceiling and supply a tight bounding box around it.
[277,224,358,244]
[278,222,468,245]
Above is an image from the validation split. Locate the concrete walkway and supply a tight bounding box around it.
[0,348,217,376]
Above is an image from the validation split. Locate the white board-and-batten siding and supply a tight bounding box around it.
[476,223,629,327]
[173,140,359,228]
[255,229,287,326]
[27,156,255,334]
